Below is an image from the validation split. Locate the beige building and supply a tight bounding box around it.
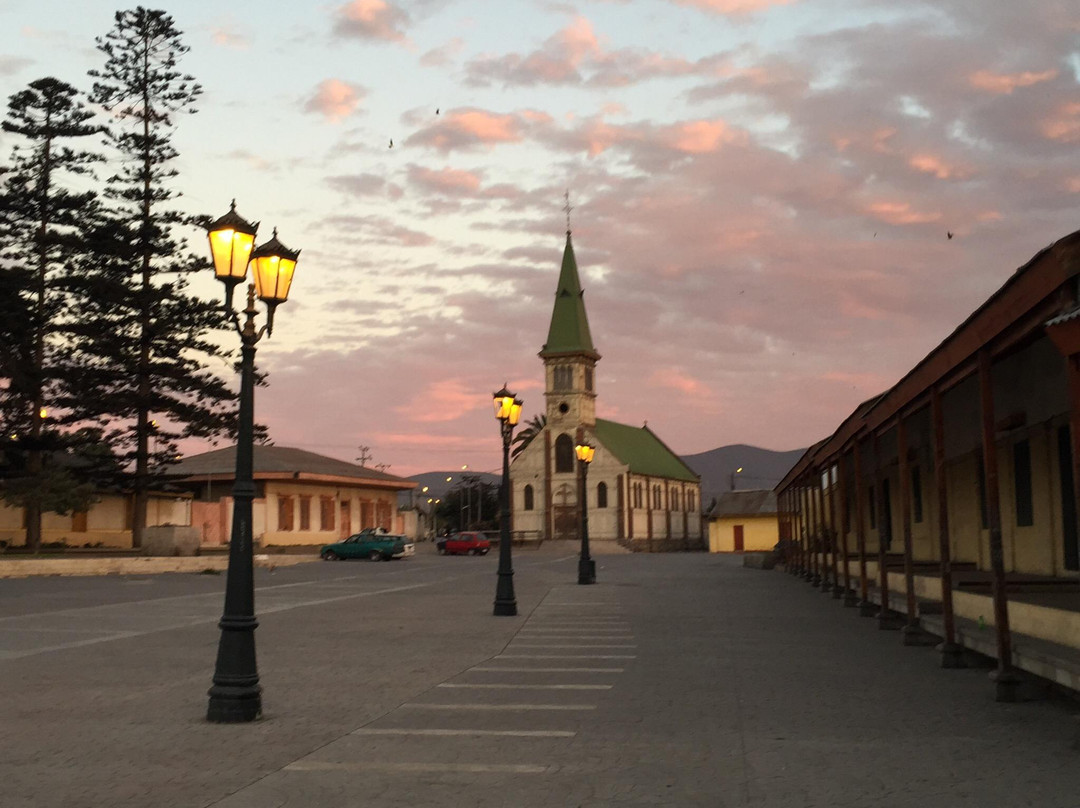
[0,493,190,549]
[167,445,416,547]
[707,489,778,553]
[509,230,703,551]
[776,229,1080,699]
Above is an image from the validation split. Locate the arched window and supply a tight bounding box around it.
[524,485,534,511]
[688,490,696,511]
[633,483,642,508]
[672,488,680,511]
[553,366,572,391]
[653,486,662,509]
[555,433,574,473]
[597,482,608,509]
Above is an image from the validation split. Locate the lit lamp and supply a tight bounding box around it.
[493,384,523,616]
[575,441,596,585]
[204,201,300,724]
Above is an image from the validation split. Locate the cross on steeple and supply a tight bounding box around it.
[563,190,573,234]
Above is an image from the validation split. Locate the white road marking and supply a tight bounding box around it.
[401,703,596,711]
[497,654,636,659]
[511,643,637,648]
[437,683,612,690]
[470,666,623,673]
[286,761,553,774]
[351,728,575,738]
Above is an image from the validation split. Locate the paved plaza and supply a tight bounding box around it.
[1,545,1078,807]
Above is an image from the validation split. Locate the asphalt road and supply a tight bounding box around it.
[2,544,1079,807]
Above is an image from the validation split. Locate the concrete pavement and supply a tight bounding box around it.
[1,545,1078,807]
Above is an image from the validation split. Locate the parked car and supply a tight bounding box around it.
[321,528,415,561]
[436,531,491,556]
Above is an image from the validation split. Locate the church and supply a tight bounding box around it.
[509,227,704,551]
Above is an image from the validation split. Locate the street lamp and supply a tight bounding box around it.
[493,385,522,616]
[204,201,300,724]
[575,441,596,585]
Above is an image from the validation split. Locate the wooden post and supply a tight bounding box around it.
[839,449,857,606]
[812,472,825,587]
[853,440,874,615]
[897,416,927,644]
[827,462,842,598]
[875,432,900,629]
[978,349,1019,700]
[931,384,964,667]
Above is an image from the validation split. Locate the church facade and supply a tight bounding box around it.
[509,231,704,550]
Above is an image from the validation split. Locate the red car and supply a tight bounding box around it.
[436,531,491,556]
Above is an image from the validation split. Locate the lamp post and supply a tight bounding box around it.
[204,201,300,723]
[575,441,596,585]
[493,385,522,616]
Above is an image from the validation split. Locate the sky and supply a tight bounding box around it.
[1,0,1078,477]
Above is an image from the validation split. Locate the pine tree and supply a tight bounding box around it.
[71,7,236,547]
[0,77,101,551]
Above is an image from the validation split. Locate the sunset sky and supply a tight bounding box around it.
[1,0,1078,476]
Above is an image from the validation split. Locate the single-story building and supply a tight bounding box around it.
[706,489,778,553]
[166,445,416,547]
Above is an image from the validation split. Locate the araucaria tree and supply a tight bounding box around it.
[0,77,102,551]
[69,7,236,547]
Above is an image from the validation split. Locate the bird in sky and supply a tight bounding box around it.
[436,108,440,115]
[947,231,954,240]
[389,139,393,149]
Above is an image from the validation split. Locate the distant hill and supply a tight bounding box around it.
[680,444,806,512]
[398,470,500,508]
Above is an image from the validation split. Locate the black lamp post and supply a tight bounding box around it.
[575,441,596,584]
[493,385,522,616]
[205,201,300,723]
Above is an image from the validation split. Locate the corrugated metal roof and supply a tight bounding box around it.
[594,419,699,482]
[708,489,777,518]
[166,445,414,487]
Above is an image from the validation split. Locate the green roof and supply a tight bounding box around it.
[540,232,598,359]
[595,419,699,482]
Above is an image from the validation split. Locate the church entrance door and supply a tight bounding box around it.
[554,506,577,540]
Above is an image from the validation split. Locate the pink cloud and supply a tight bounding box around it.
[210,25,248,49]
[665,120,740,154]
[669,0,796,14]
[969,68,1058,94]
[303,79,365,122]
[406,108,528,152]
[397,379,482,423]
[1066,177,1080,193]
[866,201,942,225]
[420,37,463,67]
[908,153,968,180]
[1042,102,1080,143]
[332,0,409,42]
[408,165,483,195]
[650,368,711,396]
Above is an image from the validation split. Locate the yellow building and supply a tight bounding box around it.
[168,445,416,547]
[707,489,778,553]
[776,229,1080,700]
[0,493,191,549]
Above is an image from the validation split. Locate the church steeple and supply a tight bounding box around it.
[540,232,599,360]
[540,230,600,428]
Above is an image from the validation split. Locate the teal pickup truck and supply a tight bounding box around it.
[320,528,415,562]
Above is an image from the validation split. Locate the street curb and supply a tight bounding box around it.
[0,554,319,578]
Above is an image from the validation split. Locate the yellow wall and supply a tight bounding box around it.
[261,481,402,547]
[708,515,778,553]
[0,494,191,549]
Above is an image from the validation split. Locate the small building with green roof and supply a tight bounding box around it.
[510,229,703,550]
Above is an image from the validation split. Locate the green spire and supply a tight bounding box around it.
[540,232,599,359]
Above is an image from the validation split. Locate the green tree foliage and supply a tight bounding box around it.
[435,475,499,532]
[511,413,547,460]
[0,77,101,550]
[65,7,237,547]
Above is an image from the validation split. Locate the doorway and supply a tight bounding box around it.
[733,524,744,552]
